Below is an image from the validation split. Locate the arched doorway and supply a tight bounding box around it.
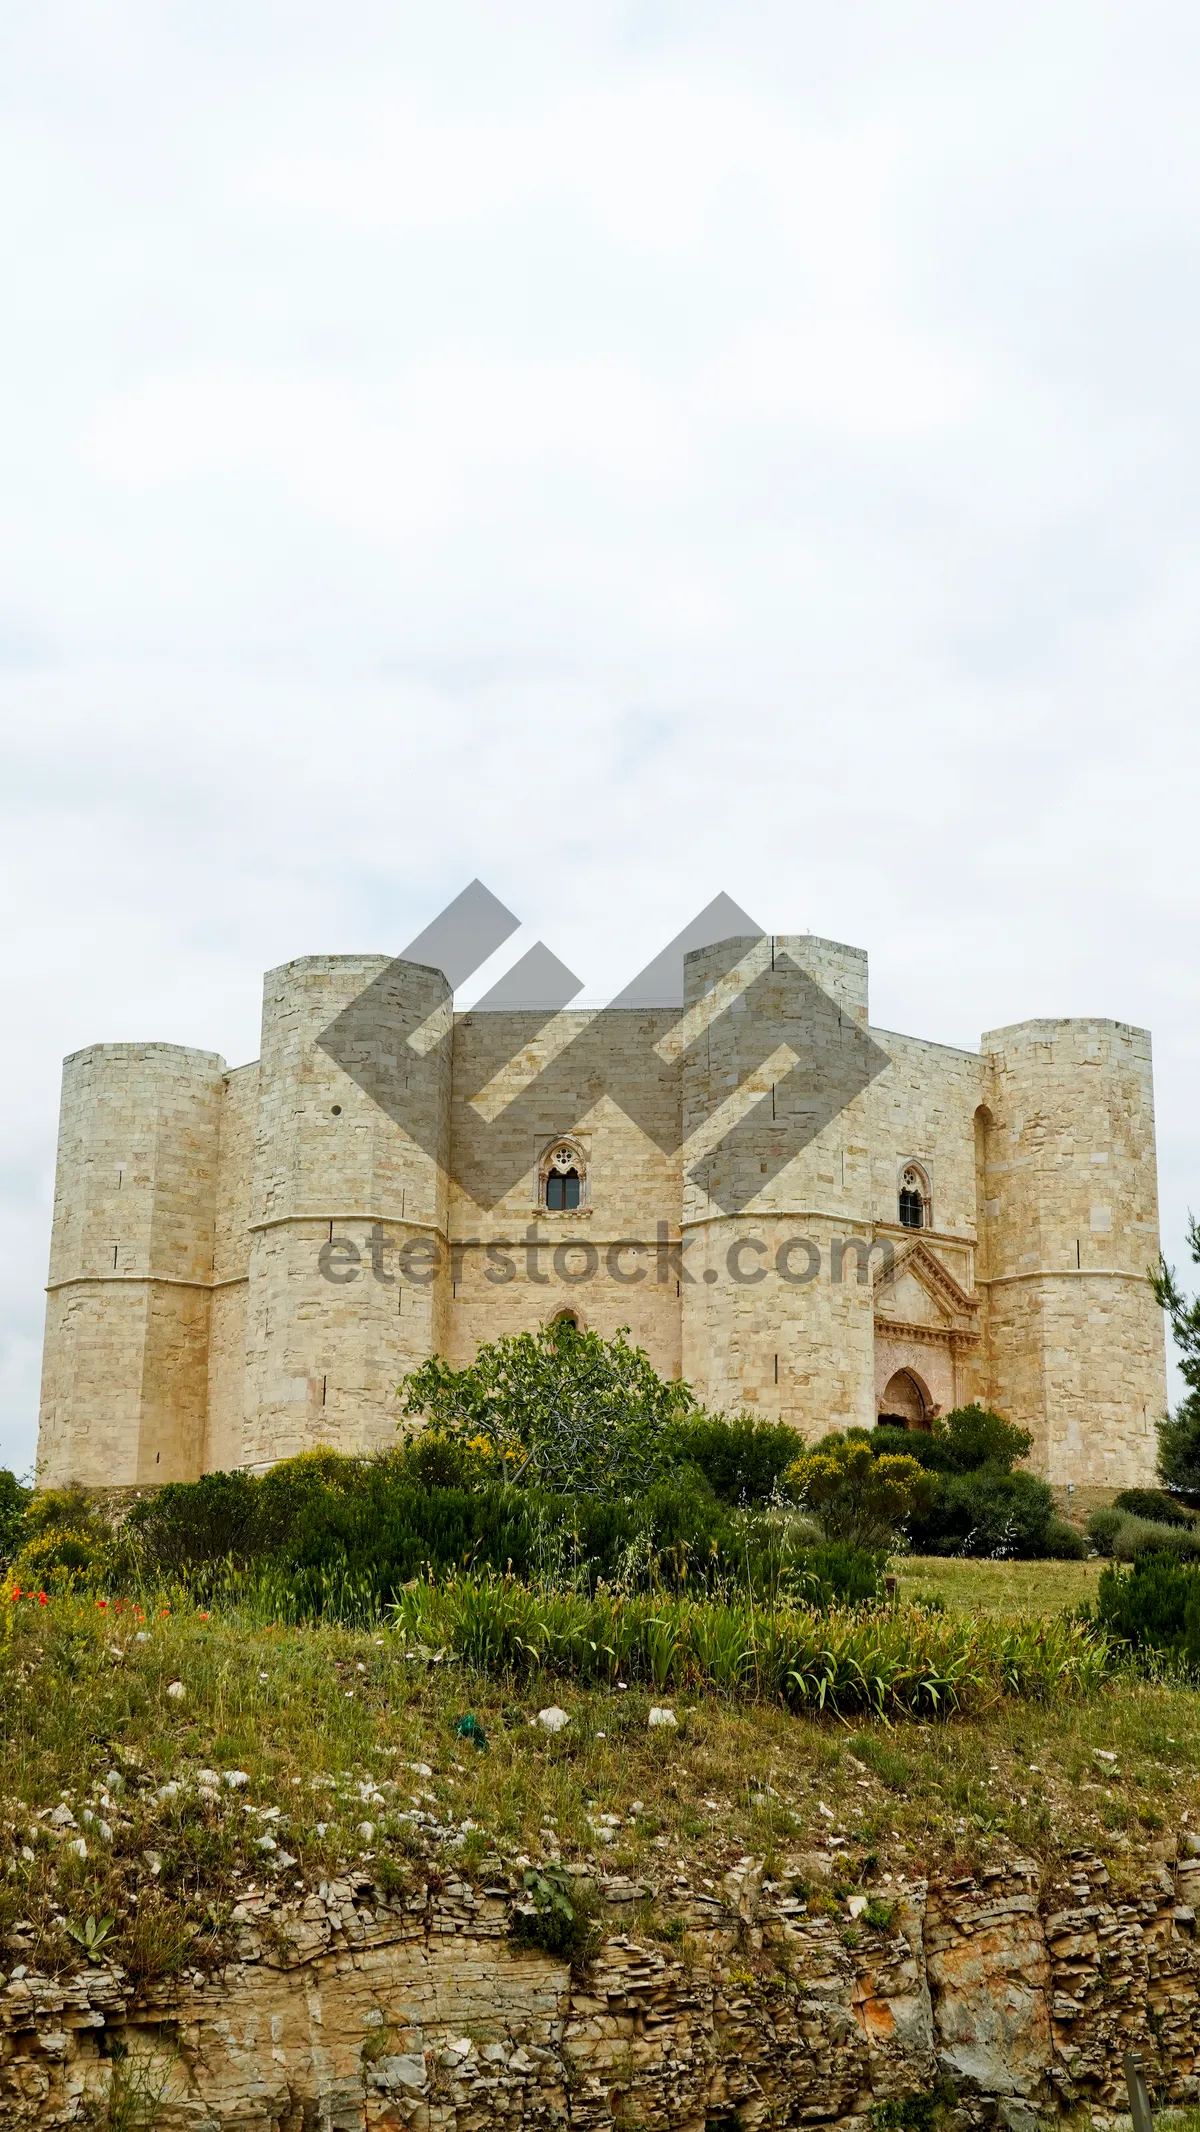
[878,1369,931,1429]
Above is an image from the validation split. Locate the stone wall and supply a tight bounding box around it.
[2,1840,1196,2129]
[37,1042,226,1487]
[979,1021,1166,1488]
[37,938,1169,1491]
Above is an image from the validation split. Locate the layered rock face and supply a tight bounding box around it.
[2,1845,1197,2129]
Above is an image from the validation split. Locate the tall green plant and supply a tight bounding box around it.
[786,1437,936,1549]
[399,1320,697,1498]
[1153,1218,1200,1493]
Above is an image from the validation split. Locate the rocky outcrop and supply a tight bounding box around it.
[1,1844,1196,2128]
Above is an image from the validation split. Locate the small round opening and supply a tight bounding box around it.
[331,1104,342,1116]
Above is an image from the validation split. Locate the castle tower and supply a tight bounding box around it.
[38,1043,225,1486]
[680,934,883,1434]
[979,1018,1167,1490]
[239,956,451,1468]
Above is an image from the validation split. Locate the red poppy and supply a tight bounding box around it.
[37,1593,47,1606]
[9,1587,21,1603]
[96,1598,108,1610]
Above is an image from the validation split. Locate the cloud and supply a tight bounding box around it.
[3,0,1199,1465]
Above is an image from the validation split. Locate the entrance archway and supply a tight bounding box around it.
[878,1368,932,1429]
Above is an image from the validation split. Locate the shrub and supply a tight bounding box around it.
[1093,1554,1200,1664]
[905,1468,1084,1559]
[796,1541,886,1607]
[11,1525,114,1593]
[510,1864,603,1967]
[10,1484,130,1591]
[0,1471,30,1564]
[1112,1487,1194,1528]
[786,1438,936,1550]
[874,1406,1086,1561]
[125,1469,259,1572]
[1110,1514,1200,1563]
[400,1320,697,1499]
[1087,1507,1124,1556]
[873,1406,1033,1477]
[663,1414,803,1504]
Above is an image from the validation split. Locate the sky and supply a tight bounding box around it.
[3,1,1200,1473]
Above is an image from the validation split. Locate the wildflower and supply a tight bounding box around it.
[37,1593,47,1607]
[9,1587,20,1603]
[198,1611,209,1621]
[96,1599,108,1611]
[160,1608,170,1618]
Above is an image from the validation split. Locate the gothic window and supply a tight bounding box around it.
[541,1141,585,1211]
[899,1164,927,1230]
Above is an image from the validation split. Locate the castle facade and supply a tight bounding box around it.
[36,929,1167,1498]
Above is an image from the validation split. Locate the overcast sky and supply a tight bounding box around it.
[4,2,1199,1472]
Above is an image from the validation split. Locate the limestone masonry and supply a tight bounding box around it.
[36,929,1167,1493]
[5,1840,1199,2127]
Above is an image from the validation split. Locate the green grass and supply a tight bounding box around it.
[895,1554,1103,1617]
[0,1584,1195,1989]
[387,1572,1110,1713]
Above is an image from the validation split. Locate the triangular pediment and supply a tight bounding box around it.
[874,1239,978,1331]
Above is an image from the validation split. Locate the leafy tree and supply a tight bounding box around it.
[1153,1219,1200,1493]
[785,1436,937,1550]
[0,1470,30,1564]
[399,1320,697,1499]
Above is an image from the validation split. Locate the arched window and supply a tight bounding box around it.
[541,1140,585,1212]
[898,1164,927,1230]
[546,1165,581,1211]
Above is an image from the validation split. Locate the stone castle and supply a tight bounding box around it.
[36,912,1167,1496]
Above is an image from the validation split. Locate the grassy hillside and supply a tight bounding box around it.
[0,1581,1196,1990]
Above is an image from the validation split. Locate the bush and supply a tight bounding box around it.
[0,1471,30,1564]
[904,1468,1084,1559]
[1093,1553,1200,1664]
[10,1486,123,1593]
[1112,1487,1194,1528]
[873,1406,1033,1477]
[11,1525,114,1594]
[400,1320,697,1499]
[786,1438,937,1550]
[126,1469,259,1572]
[663,1415,803,1504]
[1110,1514,1200,1563]
[116,1442,886,1615]
[872,1404,1085,1559]
[1087,1507,1124,1556]
[510,1865,603,1968]
[797,1541,886,1607]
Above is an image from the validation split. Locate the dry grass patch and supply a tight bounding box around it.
[895,1554,1103,1618]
